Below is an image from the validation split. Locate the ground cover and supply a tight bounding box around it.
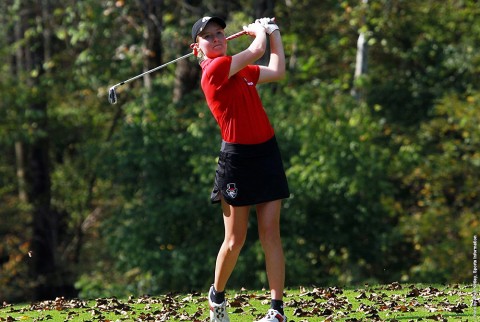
[0,283,477,321]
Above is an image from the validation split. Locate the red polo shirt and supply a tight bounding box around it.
[200,56,274,144]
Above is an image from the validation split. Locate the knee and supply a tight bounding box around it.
[224,235,245,253]
[258,225,281,247]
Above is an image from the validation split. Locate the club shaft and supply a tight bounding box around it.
[111,52,193,88]
[111,30,248,89]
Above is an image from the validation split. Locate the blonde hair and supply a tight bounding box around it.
[191,40,206,64]
[197,52,206,63]
[195,46,206,63]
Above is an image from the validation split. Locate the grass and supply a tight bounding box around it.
[0,283,477,321]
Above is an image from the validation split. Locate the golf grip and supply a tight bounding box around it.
[225,30,247,41]
[225,17,276,41]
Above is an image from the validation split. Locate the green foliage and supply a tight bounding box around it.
[0,199,33,302]
[1,0,480,302]
[365,0,480,124]
[82,84,221,296]
[275,82,411,285]
[394,93,480,282]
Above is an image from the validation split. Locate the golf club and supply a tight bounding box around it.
[108,29,249,104]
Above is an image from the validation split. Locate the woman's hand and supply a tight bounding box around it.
[242,22,267,38]
[256,17,279,35]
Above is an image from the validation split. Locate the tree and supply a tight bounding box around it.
[0,0,136,300]
[12,0,63,300]
[393,94,480,282]
[1,0,479,301]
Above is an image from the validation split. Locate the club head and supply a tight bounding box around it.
[108,86,117,104]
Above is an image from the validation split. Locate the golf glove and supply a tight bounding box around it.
[256,17,279,35]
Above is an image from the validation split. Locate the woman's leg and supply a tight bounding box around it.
[213,199,250,292]
[256,200,285,300]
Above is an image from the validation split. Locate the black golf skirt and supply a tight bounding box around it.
[211,136,290,206]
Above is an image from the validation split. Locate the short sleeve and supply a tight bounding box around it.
[201,56,232,89]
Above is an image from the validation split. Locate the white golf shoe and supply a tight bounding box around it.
[255,309,287,322]
[208,286,230,322]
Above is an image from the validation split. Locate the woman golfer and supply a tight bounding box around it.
[191,16,289,322]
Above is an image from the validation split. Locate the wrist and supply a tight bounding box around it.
[269,29,280,35]
[265,24,279,35]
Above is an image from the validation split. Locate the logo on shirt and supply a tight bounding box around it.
[243,78,254,86]
[226,183,238,199]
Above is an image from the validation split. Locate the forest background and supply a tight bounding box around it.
[0,0,478,302]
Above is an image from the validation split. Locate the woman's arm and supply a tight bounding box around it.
[229,23,267,78]
[257,29,285,84]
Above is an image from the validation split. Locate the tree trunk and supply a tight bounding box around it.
[28,122,56,300]
[351,0,369,101]
[253,0,275,66]
[26,0,54,300]
[144,0,163,70]
[253,0,275,18]
[137,0,163,94]
[15,142,28,202]
[13,0,74,300]
[13,7,28,203]
[173,3,199,103]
